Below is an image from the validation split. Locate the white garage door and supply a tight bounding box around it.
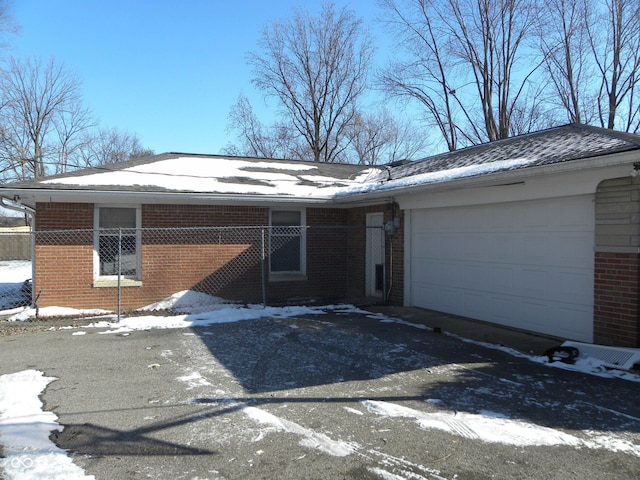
[408,196,594,342]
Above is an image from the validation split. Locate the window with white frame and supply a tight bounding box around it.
[95,206,141,280]
[270,209,306,276]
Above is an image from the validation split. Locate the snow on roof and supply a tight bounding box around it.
[339,158,535,196]
[4,124,640,203]
[38,155,376,199]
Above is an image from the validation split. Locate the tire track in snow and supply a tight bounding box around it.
[241,406,356,457]
[241,404,452,479]
[362,399,640,456]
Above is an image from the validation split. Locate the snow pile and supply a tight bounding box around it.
[6,306,112,322]
[88,304,324,334]
[77,291,357,334]
[0,370,94,480]
[138,289,230,314]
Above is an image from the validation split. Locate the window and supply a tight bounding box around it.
[94,206,141,283]
[270,210,306,277]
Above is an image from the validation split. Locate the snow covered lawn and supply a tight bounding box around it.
[0,261,31,312]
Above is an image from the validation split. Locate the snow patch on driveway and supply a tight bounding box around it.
[0,370,94,480]
[242,406,356,457]
[177,372,212,390]
[363,400,640,456]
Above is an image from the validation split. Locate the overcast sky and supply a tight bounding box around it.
[10,0,388,156]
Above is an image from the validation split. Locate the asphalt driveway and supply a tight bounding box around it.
[0,309,639,480]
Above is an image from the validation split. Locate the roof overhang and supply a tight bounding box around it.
[0,188,342,210]
[3,148,639,211]
[332,149,640,205]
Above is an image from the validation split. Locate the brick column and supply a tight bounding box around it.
[593,178,640,347]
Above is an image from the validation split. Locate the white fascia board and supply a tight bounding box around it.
[0,189,337,209]
[396,162,632,210]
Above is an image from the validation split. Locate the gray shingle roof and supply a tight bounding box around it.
[380,123,640,182]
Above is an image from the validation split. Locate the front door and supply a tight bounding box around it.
[366,213,385,297]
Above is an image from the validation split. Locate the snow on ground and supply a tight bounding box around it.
[138,289,230,314]
[88,303,330,334]
[369,311,640,383]
[0,261,31,311]
[242,406,357,457]
[0,370,94,480]
[0,261,31,285]
[6,306,112,322]
[1,292,639,479]
[3,283,639,381]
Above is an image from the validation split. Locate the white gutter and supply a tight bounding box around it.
[0,195,35,217]
[0,188,339,208]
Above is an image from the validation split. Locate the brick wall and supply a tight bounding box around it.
[265,208,350,303]
[142,204,268,227]
[593,178,640,347]
[594,252,640,347]
[346,203,404,305]
[33,203,356,311]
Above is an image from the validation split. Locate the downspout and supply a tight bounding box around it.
[0,196,35,219]
[1,196,36,310]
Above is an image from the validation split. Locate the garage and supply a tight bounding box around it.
[407,195,595,342]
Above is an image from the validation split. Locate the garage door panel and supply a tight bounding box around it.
[490,237,513,260]
[523,204,549,228]
[555,235,593,265]
[464,262,487,288]
[491,265,514,291]
[409,196,594,342]
[438,287,461,311]
[521,236,549,264]
[490,295,518,326]
[411,258,440,285]
[439,261,464,287]
[465,235,489,258]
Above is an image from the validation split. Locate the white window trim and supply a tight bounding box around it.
[269,208,307,281]
[93,205,142,287]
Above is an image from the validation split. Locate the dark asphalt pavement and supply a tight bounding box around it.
[0,310,638,479]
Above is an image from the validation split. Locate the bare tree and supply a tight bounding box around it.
[537,0,596,124]
[0,0,18,51]
[224,95,302,159]
[586,0,640,131]
[346,108,429,164]
[380,0,545,150]
[379,0,461,151]
[0,56,92,180]
[53,97,95,174]
[248,2,374,162]
[76,127,153,167]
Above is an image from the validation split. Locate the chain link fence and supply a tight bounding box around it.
[0,231,33,310]
[0,225,387,318]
